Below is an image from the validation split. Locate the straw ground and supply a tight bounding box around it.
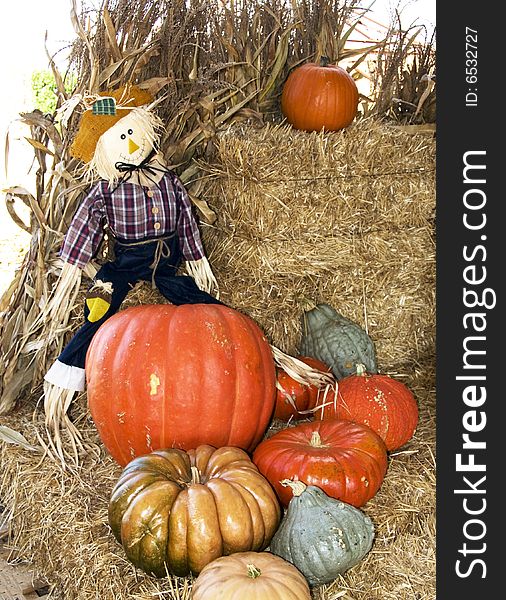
[0,366,435,600]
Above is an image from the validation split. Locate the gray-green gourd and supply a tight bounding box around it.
[270,481,374,587]
[300,303,377,379]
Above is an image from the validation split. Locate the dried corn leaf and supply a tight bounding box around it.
[24,137,55,156]
[138,76,173,96]
[1,306,24,356]
[44,31,67,98]
[4,193,31,233]
[0,426,40,452]
[102,6,123,61]
[99,44,156,85]
[20,113,63,156]
[339,0,378,53]
[70,0,92,53]
[189,195,217,224]
[340,42,385,62]
[258,25,295,103]
[0,360,34,413]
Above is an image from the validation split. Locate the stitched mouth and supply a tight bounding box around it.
[118,139,148,164]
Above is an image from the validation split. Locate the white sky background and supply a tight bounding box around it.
[0,0,435,188]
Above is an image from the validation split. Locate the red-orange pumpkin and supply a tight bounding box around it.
[252,420,387,508]
[274,356,331,421]
[86,304,276,465]
[316,364,419,451]
[281,57,359,132]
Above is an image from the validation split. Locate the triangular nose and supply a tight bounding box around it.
[128,138,140,154]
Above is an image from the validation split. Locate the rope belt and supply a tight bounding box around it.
[115,234,176,288]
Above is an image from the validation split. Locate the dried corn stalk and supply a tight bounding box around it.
[371,14,436,122]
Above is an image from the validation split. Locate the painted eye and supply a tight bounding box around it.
[127,129,133,135]
[120,133,126,140]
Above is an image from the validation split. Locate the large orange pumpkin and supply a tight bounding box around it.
[108,446,281,577]
[274,356,332,421]
[86,304,276,465]
[252,420,387,508]
[316,364,419,451]
[281,57,359,132]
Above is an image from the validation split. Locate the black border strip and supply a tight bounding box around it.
[436,2,500,596]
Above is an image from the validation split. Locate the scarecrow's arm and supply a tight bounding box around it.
[185,257,220,297]
[173,175,206,261]
[60,182,105,269]
[173,175,220,297]
[42,186,105,326]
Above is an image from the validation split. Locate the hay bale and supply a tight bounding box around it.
[200,118,435,370]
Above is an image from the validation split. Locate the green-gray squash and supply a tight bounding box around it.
[300,303,377,379]
[270,480,375,587]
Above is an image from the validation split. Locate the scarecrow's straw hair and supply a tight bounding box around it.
[89,107,165,182]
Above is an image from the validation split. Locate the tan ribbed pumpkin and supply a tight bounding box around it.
[108,445,281,577]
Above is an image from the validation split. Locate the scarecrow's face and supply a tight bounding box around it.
[99,110,155,167]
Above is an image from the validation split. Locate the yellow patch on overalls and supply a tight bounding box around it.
[86,297,111,322]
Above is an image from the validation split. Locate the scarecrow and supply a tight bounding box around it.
[43,85,221,453]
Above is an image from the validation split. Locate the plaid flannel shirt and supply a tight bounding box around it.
[60,172,205,268]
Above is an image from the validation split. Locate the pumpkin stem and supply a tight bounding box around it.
[309,430,327,447]
[246,564,262,579]
[356,363,367,376]
[320,56,331,67]
[190,466,201,485]
[280,479,307,497]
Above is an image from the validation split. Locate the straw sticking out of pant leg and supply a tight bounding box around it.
[41,382,88,468]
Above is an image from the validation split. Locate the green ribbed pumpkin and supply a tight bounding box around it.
[270,481,374,586]
[300,303,377,379]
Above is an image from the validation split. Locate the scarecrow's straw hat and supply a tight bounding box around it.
[70,84,153,163]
